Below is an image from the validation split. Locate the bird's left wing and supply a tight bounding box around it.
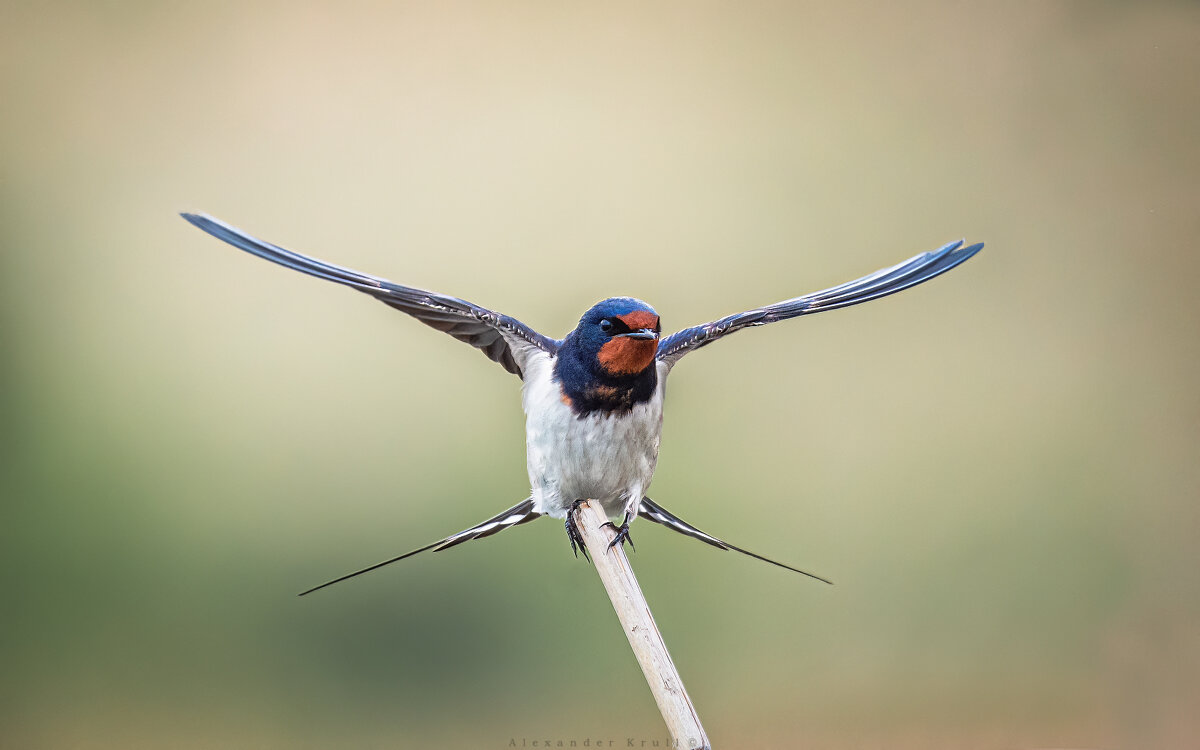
[656,239,982,369]
[182,213,559,378]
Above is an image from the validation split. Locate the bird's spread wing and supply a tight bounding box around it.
[656,240,983,368]
[182,213,559,378]
[298,497,541,596]
[638,497,831,584]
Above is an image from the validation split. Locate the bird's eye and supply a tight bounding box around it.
[599,319,613,333]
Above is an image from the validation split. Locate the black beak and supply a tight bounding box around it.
[618,329,659,340]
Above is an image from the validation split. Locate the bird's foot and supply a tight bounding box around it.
[565,499,591,562]
[601,514,635,553]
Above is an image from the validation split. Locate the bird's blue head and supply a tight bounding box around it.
[570,297,661,376]
[555,297,661,415]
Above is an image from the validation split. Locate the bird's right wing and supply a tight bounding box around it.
[182,213,559,378]
[638,497,831,584]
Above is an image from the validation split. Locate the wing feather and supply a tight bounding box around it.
[182,213,559,378]
[657,240,982,367]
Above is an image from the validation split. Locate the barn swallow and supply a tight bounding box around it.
[182,213,982,594]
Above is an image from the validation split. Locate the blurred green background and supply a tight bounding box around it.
[3,2,1197,748]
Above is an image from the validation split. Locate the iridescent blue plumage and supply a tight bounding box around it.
[554,298,661,416]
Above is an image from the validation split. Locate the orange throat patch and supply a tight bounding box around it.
[597,337,657,376]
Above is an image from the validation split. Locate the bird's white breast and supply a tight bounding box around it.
[521,354,667,519]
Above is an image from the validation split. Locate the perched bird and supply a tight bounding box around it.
[182,213,982,595]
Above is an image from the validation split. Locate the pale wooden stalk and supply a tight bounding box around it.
[573,499,711,750]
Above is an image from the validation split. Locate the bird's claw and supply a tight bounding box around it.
[601,515,635,553]
[565,499,591,562]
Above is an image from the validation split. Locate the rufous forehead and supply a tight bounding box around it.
[618,311,659,329]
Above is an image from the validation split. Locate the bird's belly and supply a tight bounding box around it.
[522,361,665,519]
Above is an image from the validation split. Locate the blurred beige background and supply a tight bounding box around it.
[2,2,1198,748]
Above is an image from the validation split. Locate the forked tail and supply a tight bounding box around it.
[299,495,829,596]
[638,497,832,584]
[298,498,541,596]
